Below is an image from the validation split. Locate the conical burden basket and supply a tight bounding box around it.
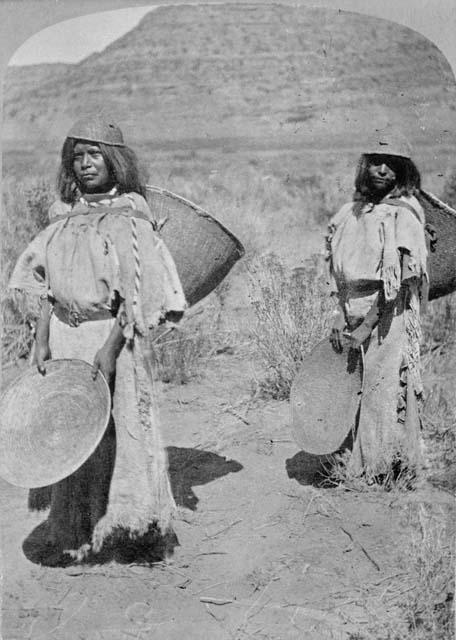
[146,185,245,306]
[418,189,456,300]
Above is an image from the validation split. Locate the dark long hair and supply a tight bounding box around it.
[57,137,147,203]
[354,153,421,201]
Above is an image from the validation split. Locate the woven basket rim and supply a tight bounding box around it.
[146,184,245,257]
[290,337,362,455]
[0,359,111,488]
[419,189,456,218]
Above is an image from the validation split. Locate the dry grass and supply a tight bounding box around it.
[148,160,348,260]
[421,294,456,356]
[322,450,419,494]
[150,330,209,384]
[347,504,454,640]
[1,177,55,366]
[247,252,334,399]
[147,320,214,385]
[419,293,456,492]
[1,165,341,381]
[1,149,454,640]
[323,297,456,639]
[1,176,53,266]
[146,281,244,385]
[403,504,455,639]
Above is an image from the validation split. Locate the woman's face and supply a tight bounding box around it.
[366,154,399,196]
[72,141,113,193]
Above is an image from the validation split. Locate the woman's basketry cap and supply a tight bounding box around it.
[363,129,412,159]
[67,115,125,147]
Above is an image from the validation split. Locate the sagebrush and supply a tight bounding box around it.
[1,177,55,366]
[248,252,334,399]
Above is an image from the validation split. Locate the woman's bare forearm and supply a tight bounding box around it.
[35,297,52,343]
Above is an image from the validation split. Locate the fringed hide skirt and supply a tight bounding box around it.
[348,288,423,480]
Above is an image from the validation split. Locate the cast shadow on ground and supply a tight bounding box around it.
[23,520,178,568]
[286,431,355,488]
[286,451,333,487]
[22,447,243,567]
[167,446,243,510]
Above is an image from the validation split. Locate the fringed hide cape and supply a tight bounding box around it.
[9,190,186,560]
[327,194,428,479]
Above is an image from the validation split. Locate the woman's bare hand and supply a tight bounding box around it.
[329,311,346,353]
[33,338,51,375]
[92,344,118,382]
[92,318,125,382]
[345,322,372,349]
[34,297,52,375]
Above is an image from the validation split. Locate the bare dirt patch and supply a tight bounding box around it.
[2,352,454,640]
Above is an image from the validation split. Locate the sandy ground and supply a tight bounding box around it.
[1,350,454,640]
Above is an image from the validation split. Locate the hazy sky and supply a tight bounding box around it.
[8,7,155,66]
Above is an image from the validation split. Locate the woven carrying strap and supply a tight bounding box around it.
[382,196,437,253]
[381,197,423,223]
[129,215,141,334]
[120,195,144,340]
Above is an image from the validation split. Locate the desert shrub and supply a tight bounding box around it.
[1,177,55,365]
[148,325,210,385]
[281,173,339,226]
[419,293,456,491]
[248,252,333,399]
[159,164,298,257]
[151,163,347,259]
[421,335,456,491]
[422,381,456,492]
[323,449,419,494]
[421,293,456,356]
[403,505,455,640]
[2,177,53,266]
[144,292,228,385]
[2,291,39,364]
[347,505,454,640]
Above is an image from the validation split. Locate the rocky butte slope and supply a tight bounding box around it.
[3,4,456,171]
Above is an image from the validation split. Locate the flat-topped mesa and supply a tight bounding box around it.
[4,5,455,153]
